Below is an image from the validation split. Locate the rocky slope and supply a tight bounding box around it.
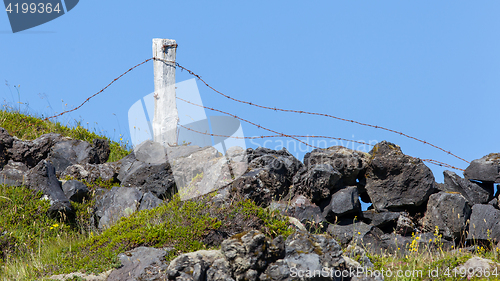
[1,127,500,280]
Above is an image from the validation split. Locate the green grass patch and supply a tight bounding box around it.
[0,184,83,280]
[0,109,130,162]
[45,194,293,276]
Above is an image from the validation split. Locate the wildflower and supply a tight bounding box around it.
[50,223,59,230]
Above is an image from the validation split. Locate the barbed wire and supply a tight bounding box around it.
[161,58,470,165]
[178,124,464,171]
[421,159,465,172]
[178,124,374,146]
[10,56,467,172]
[175,96,320,150]
[12,57,155,135]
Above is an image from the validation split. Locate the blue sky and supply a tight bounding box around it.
[1,1,499,184]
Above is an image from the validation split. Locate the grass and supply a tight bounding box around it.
[0,109,130,162]
[0,110,293,280]
[3,110,500,280]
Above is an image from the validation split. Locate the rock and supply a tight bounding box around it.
[343,245,374,269]
[120,161,176,200]
[134,139,167,165]
[231,148,302,206]
[181,156,242,201]
[395,212,415,236]
[169,146,221,187]
[259,259,291,281]
[0,128,14,169]
[284,230,344,279]
[248,148,303,180]
[220,230,270,280]
[327,222,375,247]
[422,192,471,241]
[442,170,494,205]
[0,160,28,186]
[169,145,248,201]
[467,204,500,242]
[291,164,342,205]
[166,249,231,281]
[61,162,119,183]
[322,186,361,222]
[94,186,143,229]
[270,195,326,231]
[362,210,401,232]
[288,195,325,230]
[138,191,164,211]
[489,198,499,209]
[62,180,89,203]
[364,141,435,211]
[231,168,290,207]
[464,153,500,183]
[25,160,73,216]
[107,246,169,281]
[167,229,348,281]
[92,138,110,163]
[367,232,453,256]
[8,133,64,168]
[303,146,370,186]
[453,257,500,276]
[48,139,105,175]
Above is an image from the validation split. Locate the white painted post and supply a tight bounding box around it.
[152,38,179,146]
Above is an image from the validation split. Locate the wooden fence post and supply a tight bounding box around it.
[152,38,179,146]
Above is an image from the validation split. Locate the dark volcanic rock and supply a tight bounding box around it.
[364,141,436,211]
[232,168,289,207]
[232,147,305,208]
[464,153,500,183]
[467,204,500,243]
[284,230,344,273]
[362,210,401,232]
[48,139,105,175]
[61,162,119,183]
[288,195,325,230]
[248,148,303,180]
[138,191,164,211]
[303,146,370,185]
[0,160,28,186]
[92,138,110,163]
[8,133,64,168]
[26,160,73,216]
[368,232,453,256]
[115,248,169,281]
[322,186,361,222]
[120,161,176,200]
[167,229,346,281]
[442,170,493,205]
[422,192,471,241]
[167,250,231,281]
[326,222,376,247]
[94,186,143,229]
[221,230,270,280]
[107,246,170,281]
[291,164,342,205]
[62,180,89,203]
[0,128,14,169]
